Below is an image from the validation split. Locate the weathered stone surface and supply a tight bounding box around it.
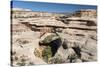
[11,8,97,66]
[73,9,97,18]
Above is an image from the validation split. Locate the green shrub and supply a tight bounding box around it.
[42,46,52,62]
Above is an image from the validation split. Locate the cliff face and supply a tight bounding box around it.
[73,9,97,18]
[11,8,97,66]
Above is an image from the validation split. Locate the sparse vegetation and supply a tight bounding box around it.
[42,46,52,62]
[34,48,42,58]
[11,8,97,66]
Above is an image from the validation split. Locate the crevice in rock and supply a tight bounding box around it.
[72,47,81,57]
[39,38,62,57]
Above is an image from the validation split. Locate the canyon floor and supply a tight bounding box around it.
[11,9,97,66]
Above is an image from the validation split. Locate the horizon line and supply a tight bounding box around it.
[11,1,97,13]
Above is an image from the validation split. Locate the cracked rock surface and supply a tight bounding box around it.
[11,8,97,66]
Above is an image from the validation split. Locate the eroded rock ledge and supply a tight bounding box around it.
[11,8,97,66]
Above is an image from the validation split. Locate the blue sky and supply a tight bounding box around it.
[11,1,97,13]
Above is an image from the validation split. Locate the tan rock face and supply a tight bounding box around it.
[73,9,97,18]
[11,8,97,66]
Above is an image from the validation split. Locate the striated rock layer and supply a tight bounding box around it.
[11,8,97,66]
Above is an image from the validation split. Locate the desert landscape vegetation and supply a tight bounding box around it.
[11,2,97,66]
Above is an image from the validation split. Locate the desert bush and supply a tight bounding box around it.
[34,48,42,58]
[42,46,52,62]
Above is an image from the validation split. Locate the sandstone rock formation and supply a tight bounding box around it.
[11,8,97,66]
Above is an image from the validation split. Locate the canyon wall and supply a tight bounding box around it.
[11,8,97,66]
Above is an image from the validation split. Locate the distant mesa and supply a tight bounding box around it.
[12,8,32,11]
